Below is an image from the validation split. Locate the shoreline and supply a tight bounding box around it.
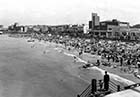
[63,50,135,85]
[27,36,136,86]
[8,34,138,86]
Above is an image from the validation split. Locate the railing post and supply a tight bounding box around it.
[91,79,97,94]
[77,94,80,97]
[117,85,120,92]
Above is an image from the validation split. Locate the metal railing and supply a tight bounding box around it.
[77,79,122,97]
[77,78,140,97]
[77,84,92,97]
[109,80,124,92]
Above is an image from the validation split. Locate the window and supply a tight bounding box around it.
[115,32,120,36]
[101,23,106,26]
[132,32,135,36]
[95,32,99,35]
[108,32,112,36]
[122,32,127,36]
[101,32,106,35]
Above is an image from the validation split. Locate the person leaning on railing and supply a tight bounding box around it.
[98,80,103,91]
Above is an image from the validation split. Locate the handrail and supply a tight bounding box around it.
[77,79,123,97]
[110,80,118,86]
[78,79,140,97]
[78,84,91,97]
[109,80,124,91]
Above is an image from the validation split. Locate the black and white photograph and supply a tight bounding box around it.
[0,0,140,97]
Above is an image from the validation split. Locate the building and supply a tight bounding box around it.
[50,25,69,32]
[89,13,140,40]
[91,19,122,38]
[83,24,89,34]
[91,13,100,30]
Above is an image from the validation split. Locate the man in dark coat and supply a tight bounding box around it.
[96,60,100,66]
[104,71,110,91]
[120,57,123,66]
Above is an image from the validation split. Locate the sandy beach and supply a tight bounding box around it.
[26,35,140,86]
[0,34,139,97]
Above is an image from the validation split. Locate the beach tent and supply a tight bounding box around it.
[105,86,140,97]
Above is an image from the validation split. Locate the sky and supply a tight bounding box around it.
[0,0,140,26]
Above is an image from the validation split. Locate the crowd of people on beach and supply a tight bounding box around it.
[8,32,140,95]
[9,32,140,77]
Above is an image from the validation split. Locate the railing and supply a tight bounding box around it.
[77,79,122,97]
[77,84,92,97]
[109,80,124,92]
[77,78,140,97]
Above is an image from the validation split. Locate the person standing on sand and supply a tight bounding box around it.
[107,55,110,62]
[137,60,140,75]
[79,50,83,58]
[73,56,77,63]
[120,57,123,66]
[104,71,110,91]
[96,60,100,66]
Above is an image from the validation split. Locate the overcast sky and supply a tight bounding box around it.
[0,0,140,26]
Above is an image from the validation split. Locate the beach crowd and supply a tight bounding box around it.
[9,32,140,76]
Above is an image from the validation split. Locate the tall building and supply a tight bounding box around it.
[88,13,140,40]
[89,21,92,29]
[91,13,100,30]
